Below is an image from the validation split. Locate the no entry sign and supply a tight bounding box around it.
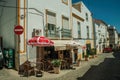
[14,25,24,35]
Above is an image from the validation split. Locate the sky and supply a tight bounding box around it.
[72,0,120,33]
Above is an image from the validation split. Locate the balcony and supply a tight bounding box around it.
[47,30,59,37]
[61,28,71,39]
[44,23,59,38]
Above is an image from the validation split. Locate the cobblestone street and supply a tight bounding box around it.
[1,52,119,80]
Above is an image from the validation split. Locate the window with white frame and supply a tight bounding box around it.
[87,26,89,38]
[62,16,69,29]
[86,13,88,21]
[46,11,56,36]
[77,22,81,38]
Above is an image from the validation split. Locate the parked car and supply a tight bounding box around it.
[103,47,113,53]
[0,47,3,69]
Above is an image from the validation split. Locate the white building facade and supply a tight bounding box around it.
[72,2,94,59]
[108,26,119,50]
[93,19,108,54]
[0,0,94,69]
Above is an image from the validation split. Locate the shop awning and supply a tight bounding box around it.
[65,40,85,49]
[28,36,54,47]
[53,40,85,51]
[65,41,82,46]
[53,40,67,51]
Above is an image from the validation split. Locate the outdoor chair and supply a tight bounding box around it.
[19,60,34,77]
[35,62,44,77]
[65,58,72,69]
[23,63,35,77]
[61,60,67,69]
[41,59,53,71]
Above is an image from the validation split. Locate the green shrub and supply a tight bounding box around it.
[90,48,96,55]
[51,59,61,67]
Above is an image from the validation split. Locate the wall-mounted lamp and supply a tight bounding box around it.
[20,14,25,20]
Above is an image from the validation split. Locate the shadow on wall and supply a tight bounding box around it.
[77,52,120,80]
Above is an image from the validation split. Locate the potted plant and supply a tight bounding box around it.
[51,59,61,74]
[85,55,89,61]
[76,59,81,67]
[91,48,96,58]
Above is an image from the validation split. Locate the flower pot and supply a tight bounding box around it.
[76,60,81,67]
[85,57,89,61]
[92,55,95,58]
[53,67,60,74]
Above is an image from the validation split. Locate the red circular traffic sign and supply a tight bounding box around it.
[14,25,24,35]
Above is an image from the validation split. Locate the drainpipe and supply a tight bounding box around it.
[26,7,44,60]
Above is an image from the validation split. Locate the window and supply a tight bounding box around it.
[87,26,89,38]
[77,22,81,38]
[62,0,68,5]
[62,16,71,38]
[62,16,69,29]
[48,23,56,35]
[48,23,56,31]
[86,13,88,21]
[46,11,56,37]
[47,11,56,24]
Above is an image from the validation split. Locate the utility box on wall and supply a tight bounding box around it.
[3,48,15,68]
[0,37,3,49]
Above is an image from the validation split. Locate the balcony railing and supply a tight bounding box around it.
[44,27,59,38]
[46,30,59,38]
[61,28,71,38]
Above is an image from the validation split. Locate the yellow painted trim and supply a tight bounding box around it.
[62,0,68,5]
[17,0,20,55]
[86,40,91,44]
[72,13,84,22]
[24,0,26,53]
[20,0,26,54]
[73,4,81,12]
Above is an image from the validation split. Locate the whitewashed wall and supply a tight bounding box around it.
[19,0,72,60]
[72,17,85,38]
[94,23,101,53]
[72,2,93,39]
[81,2,93,40]
[27,0,71,39]
[115,30,118,45]
[94,22,108,53]
[0,0,17,49]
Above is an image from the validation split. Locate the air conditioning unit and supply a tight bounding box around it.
[32,28,41,37]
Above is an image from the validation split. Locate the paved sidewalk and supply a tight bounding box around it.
[0,53,114,80]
